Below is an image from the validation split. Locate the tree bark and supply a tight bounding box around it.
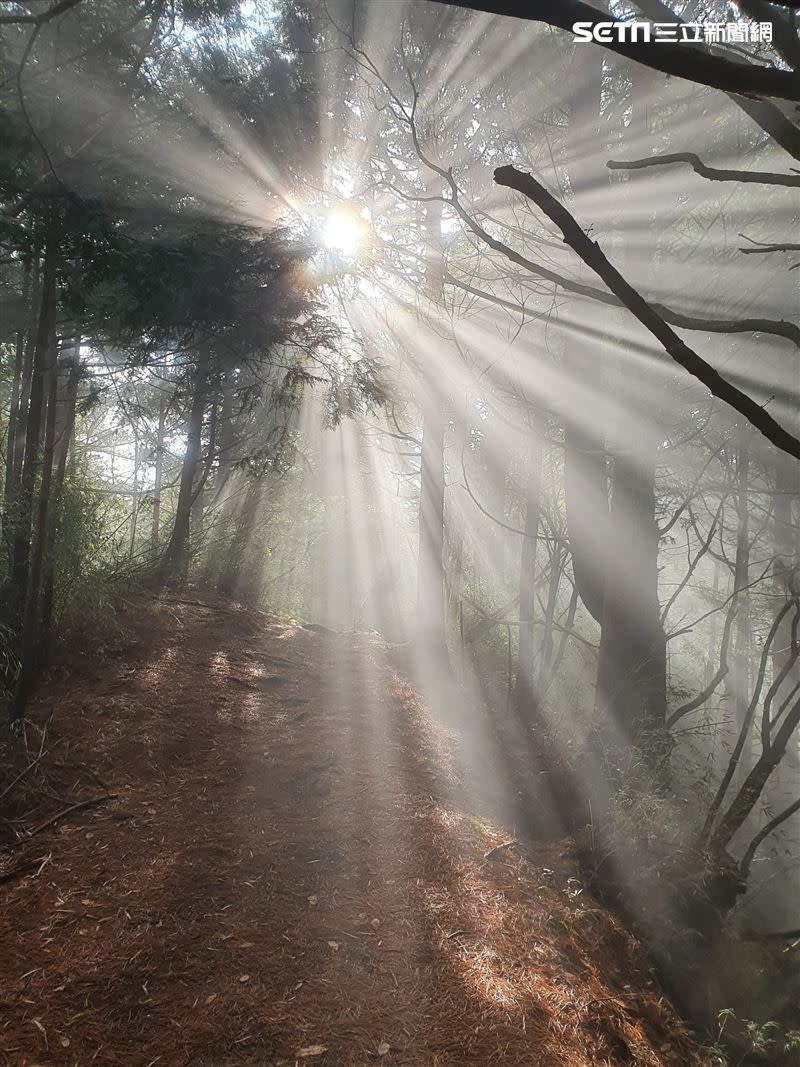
[39,341,80,665]
[513,429,543,716]
[12,320,59,721]
[6,224,57,639]
[595,447,668,748]
[158,352,208,583]
[3,251,32,532]
[150,391,166,553]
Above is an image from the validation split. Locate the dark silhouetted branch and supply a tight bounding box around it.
[426,0,800,100]
[608,153,800,188]
[739,236,800,255]
[494,165,800,462]
[633,0,800,161]
[667,596,737,728]
[738,798,800,879]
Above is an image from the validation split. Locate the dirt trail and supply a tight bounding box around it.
[0,597,709,1067]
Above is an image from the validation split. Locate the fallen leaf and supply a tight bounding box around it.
[297,1044,327,1057]
[377,1041,390,1055]
[327,941,339,951]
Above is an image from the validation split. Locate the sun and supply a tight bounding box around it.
[323,211,364,256]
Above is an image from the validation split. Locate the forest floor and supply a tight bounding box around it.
[0,594,712,1067]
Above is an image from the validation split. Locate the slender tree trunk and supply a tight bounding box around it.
[128,429,140,561]
[7,224,57,638]
[150,391,166,553]
[729,429,752,735]
[158,352,208,582]
[710,695,800,854]
[513,428,543,717]
[773,452,798,684]
[40,343,80,665]
[6,242,41,521]
[538,542,565,689]
[3,252,32,528]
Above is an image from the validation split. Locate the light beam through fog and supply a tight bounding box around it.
[1,1,799,1063]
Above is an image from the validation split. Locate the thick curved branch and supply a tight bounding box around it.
[608,152,800,188]
[737,0,800,70]
[0,0,82,25]
[494,165,800,462]
[667,599,736,728]
[426,0,800,100]
[701,599,800,843]
[740,238,800,254]
[634,0,800,162]
[740,797,800,881]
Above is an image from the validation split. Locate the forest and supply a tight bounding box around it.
[0,0,799,1064]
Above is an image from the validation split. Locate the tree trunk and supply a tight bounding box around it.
[773,452,799,684]
[3,251,32,528]
[12,324,59,721]
[727,430,752,742]
[5,242,41,525]
[513,428,543,717]
[563,415,608,625]
[39,344,80,664]
[6,225,57,639]
[710,694,800,854]
[128,429,141,561]
[150,391,166,553]
[595,446,668,752]
[158,352,208,583]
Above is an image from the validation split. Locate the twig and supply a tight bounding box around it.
[0,746,55,803]
[0,855,50,885]
[24,795,116,840]
[483,838,518,861]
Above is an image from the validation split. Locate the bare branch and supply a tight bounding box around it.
[493,165,800,463]
[608,153,800,188]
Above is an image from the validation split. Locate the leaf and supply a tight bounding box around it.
[297,1044,327,1058]
[377,1041,390,1055]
